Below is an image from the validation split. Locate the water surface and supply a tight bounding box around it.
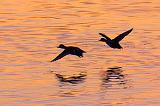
[0,0,160,106]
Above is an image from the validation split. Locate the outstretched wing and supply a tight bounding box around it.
[99,33,111,41]
[113,28,133,42]
[51,50,69,62]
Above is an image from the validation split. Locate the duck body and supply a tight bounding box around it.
[51,44,86,62]
[63,46,85,57]
[100,38,122,49]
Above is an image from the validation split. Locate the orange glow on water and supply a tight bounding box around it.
[0,0,160,106]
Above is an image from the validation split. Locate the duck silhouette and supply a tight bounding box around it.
[51,44,86,62]
[99,28,133,49]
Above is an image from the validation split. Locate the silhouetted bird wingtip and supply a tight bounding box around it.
[50,59,55,62]
[99,33,103,35]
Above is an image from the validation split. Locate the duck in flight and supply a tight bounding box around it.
[51,44,86,62]
[99,28,133,49]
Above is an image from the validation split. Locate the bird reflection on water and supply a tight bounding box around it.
[52,72,87,97]
[55,72,87,84]
[101,67,128,89]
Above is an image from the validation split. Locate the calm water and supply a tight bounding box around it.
[0,0,160,106]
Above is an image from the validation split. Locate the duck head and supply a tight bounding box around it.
[99,38,107,42]
[57,44,66,49]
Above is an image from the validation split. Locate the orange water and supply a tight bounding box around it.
[0,0,160,106]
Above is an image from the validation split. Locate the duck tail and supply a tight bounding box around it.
[83,50,86,53]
